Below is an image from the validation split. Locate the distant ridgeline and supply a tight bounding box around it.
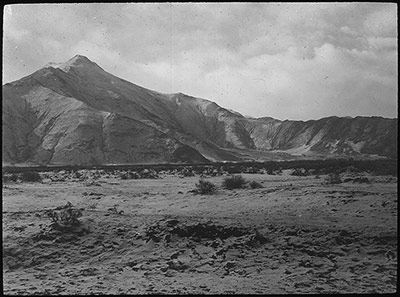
[2,55,398,166]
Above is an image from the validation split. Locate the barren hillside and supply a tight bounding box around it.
[2,55,397,165]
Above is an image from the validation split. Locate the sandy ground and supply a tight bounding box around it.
[2,170,397,294]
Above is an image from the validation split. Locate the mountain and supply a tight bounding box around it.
[242,116,397,158]
[2,55,397,165]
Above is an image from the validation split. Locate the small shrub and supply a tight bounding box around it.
[249,180,263,189]
[290,168,307,176]
[195,179,217,194]
[140,169,158,179]
[353,176,370,183]
[226,166,242,174]
[267,168,282,175]
[108,206,124,215]
[2,173,19,183]
[222,175,246,190]
[72,170,82,178]
[47,202,82,230]
[20,171,42,182]
[326,173,342,184]
[180,167,195,177]
[120,171,139,180]
[245,167,259,174]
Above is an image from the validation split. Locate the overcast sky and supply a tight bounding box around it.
[3,3,398,120]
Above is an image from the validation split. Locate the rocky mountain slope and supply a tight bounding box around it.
[2,55,397,165]
[242,116,397,158]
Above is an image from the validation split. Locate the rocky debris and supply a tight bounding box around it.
[166,260,189,271]
[144,218,268,246]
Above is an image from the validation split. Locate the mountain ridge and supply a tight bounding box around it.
[2,55,397,165]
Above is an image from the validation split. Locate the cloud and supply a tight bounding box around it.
[2,3,398,120]
[363,5,397,37]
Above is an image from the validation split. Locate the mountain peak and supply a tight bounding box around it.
[44,55,92,68]
[62,54,101,69]
[44,54,104,73]
[68,54,93,64]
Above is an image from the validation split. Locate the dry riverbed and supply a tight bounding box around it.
[2,170,397,294]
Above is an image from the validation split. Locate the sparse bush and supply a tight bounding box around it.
[266,168,282,175]
[120,170,139,180]
[2,173,19,183]
[11,173,19,182]
[20,171,42,182]
[326,173,342,184]
[180,167,195,177]
[139,169,159,179]
[290,168,307,176]
[249,180,263,189]
[108,206,124,215]
[72,170,82,179]
[245,167,259,174]
[195,179,217,194]
[222,175,246,190]
[225,165,242,174]
[353,176,370,183]
[47,202,82,230]
[345,166,358,174]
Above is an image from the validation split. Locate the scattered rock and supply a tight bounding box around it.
[225,261,237,269]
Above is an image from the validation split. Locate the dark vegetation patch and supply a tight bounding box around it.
[222,175,246,190]
[290,168,310,176]
[2,159,397,183]
[179,167,195,177]
[194,179,217,195]
[20,171,42,182]
[326,173,342,184]
[120,169,159,180]
[2,173,19,183]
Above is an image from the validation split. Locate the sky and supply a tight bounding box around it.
[2,3,398,120]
